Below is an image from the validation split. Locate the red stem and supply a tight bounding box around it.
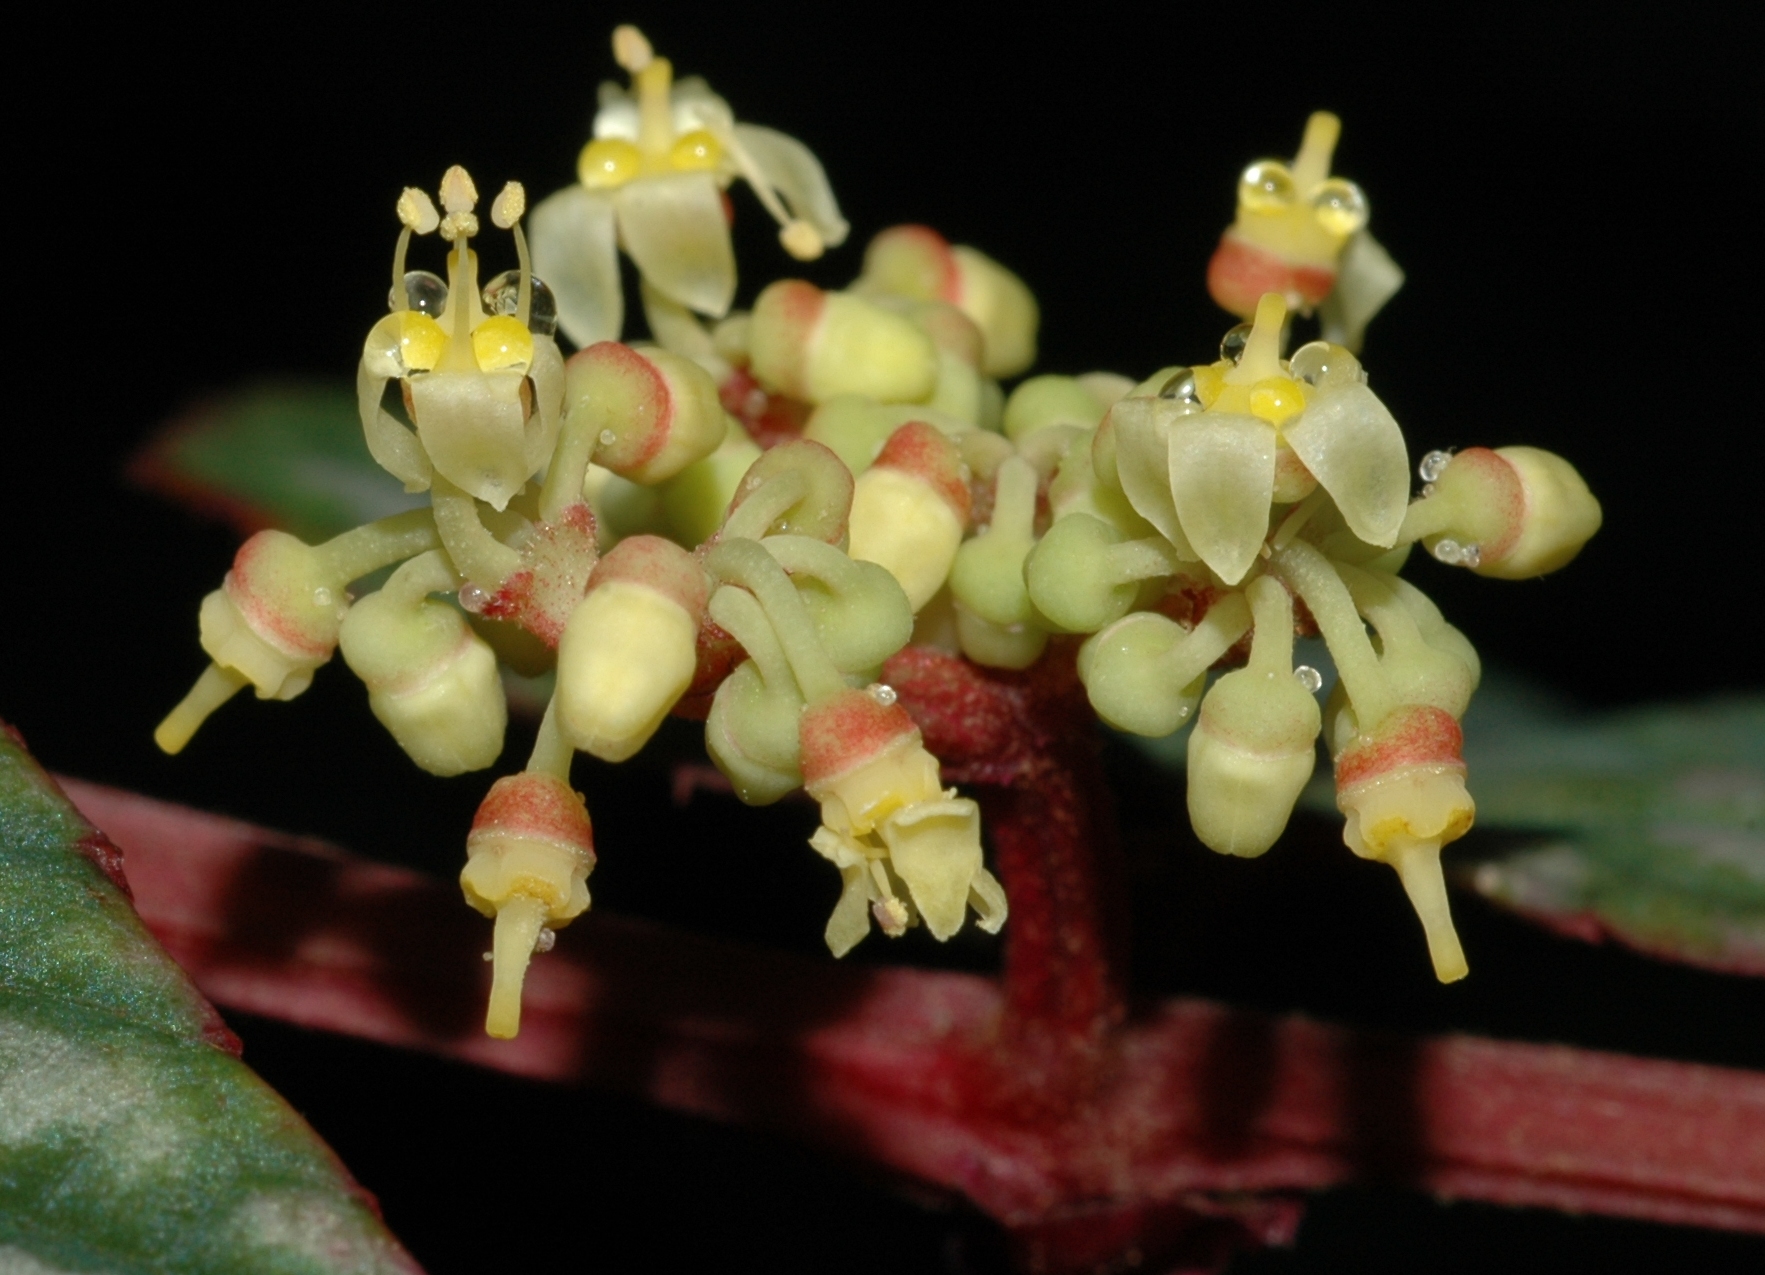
[61,776,1765,1274]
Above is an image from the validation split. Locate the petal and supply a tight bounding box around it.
[880,797,984,941]
[1282,383,1409,547]
[733,123,850,247]
[1318,231,1403,353]
[1168,411,1277,585]
[670,76,733,132]
[1107,398,1192,555]
[967,867,1008,935]
[530,185,623,348]
[615,172,737,319]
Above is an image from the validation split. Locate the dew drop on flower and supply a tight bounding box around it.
[312,587,334,608]
[481,270,560,337]
[390,270,448,317]
[535,927,557,953]
[1459,544,1482,569]
[1239,161,1296,212]
[1310,178,1369,237]
[599,429,618,447]
[866,683,898,706]
[1294,665,1323,693]
[1158,368,1202,405]
[1419,450,1453,483]
[1432,539,1465,565]
[458,582,490,613]
[1221,323,1254,364]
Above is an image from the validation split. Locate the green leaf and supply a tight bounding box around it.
[1448,679,1765,976]
[0,725,422,1273]
[131,382,421,544]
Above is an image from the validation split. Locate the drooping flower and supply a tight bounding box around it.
[530,25,849,351]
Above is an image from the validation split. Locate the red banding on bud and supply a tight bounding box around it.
[588,535,710,620]
[469,772,596,864]
[1444,447,1526,564]
[1206,232,1336,319]
[799,687,920,790]
[483,504,601,648]
[567,342,674,474]
[872,421,972,524]
[224,532,336,660]
[864,225,961,302]
[1335,705,1464,791]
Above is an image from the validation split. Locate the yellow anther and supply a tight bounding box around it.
[471,315,534,371]
[490,181,526,229]
[670,129,723,172]
[379,310,447,372]
[780,219,825,261]
[397,187,439,234]
[579,137,642,190]
[1239,161,1296,214]
[1249,376,1307,427]
[440,165,478,214]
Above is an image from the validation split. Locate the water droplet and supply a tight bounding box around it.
[598,428,618,447]
[481,270,559,337]
[311,587,333,608]
[1220,323,1254,364]
[390,270,448,317]
[1294,665,1323,693]
[1419,450,1453,483]
[1158,368,1201,404]
[1459,544,1482,569]
[535,927,557,953]
[1309,178,1368,237]
[1421,483,1436,499]
[458,582,490,613]
[1432,538,1464,566]
[1287,340,1365,389]
[1238,161,1296,212]
[867,683,898,706]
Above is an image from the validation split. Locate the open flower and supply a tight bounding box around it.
[530,25,849,350]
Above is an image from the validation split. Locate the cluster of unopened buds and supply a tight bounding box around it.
[159,26,1601,1036]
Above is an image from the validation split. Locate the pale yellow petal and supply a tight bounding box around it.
[1168,411,1277,585]
[733,123,850,247]
[615,171,737,319]
[530,185,623,347]
[1282,383,1409,548]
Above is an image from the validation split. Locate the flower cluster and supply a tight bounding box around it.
[159,26,1599,1035]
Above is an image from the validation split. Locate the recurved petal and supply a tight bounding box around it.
[1106,398,1187,552]
[1281,382,1409,548]
[615,171,738,319]
[1168,411,1277,585]
[1318,231,1404,353]
[530,185,623,348]
[880,797,984,942]
[734,123,850,247]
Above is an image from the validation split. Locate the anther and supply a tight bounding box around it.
[490,181,526,229]
[397,188,440,234]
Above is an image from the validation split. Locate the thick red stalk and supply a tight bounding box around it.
[61,777,1765,1274]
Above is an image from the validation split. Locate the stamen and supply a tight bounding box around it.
[635,56,675,164]
[706,112,823,257]
[1292,111,1341,191]
[489,181,525,229]
[440,165,478,214]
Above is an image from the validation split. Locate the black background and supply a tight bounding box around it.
[8,4,1764,1271]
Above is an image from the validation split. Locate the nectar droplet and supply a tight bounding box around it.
[1221,323,1254,364]
[1419,450,1453,483]
[390,270,448,317]
[1294,665,1323,693]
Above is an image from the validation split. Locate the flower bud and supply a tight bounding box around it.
[460,773,596,1037]
[1405,447,1601,580]
[705,660,804,804]
[847,422,971,611]
[1335,705,1474,983]
[855,225,1039,379]
[199,530,350,701]
[722,438,855,546]
[1078,592,1253,737]
[556,536,709,762]
[658,424,764,548]
[339,586,506,776]
[1003,374,1109,444]
[1186,669,1321,859]
[748,279,938,405]
[1024,513,1139,634]
[563,341,727,485]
